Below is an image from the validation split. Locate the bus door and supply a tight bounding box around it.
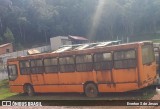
[94,52,113,84]
[142,44,157,82]
[113,50,137,84]
[58,56,77,85]
[43,58,59,85]
[7,61,19,85]
[30,59,44,85]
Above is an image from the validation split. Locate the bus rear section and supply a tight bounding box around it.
[139,43,157,88]
[97,42,157,93]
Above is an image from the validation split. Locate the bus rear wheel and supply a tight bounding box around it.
[84,83,98,97]
[25,85,34,96]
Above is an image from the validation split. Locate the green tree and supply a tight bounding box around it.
[0,36,3,44]
[3,27,15,43]
[0,0,160,47]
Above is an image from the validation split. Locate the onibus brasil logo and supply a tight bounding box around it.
[2,101,42,106]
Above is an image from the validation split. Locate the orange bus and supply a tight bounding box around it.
[7,41,157,97]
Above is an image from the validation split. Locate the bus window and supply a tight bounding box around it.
[142,45,155,65]
[59,56,75,72]
[44,58,58,73]
[30,59,44,74]
[155,53,159,64]
[114,50,136,69]
[154,47,159,52]
[20,61,30,75]
[76,54,93,72]
[94,52,113,71]
[8,65,18,81]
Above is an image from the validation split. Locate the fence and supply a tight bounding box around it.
[0,45,51,81]
[0,69,8,81]
[0,45,51,65]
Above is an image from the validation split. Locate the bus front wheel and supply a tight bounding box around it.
[84,83,98,97]
[25,85,34,96]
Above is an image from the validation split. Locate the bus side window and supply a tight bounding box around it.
[44,58,58,73]
[76,54,93,72]
[59,56,75,73]
[155,53,159,64]
[30,59,44,74]
[142,45,155,65]
[114,50,136,69]
[94,52,113,71]
[20,61,30,75]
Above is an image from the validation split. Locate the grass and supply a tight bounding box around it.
[0,79,17,100]
[141,87,156,99]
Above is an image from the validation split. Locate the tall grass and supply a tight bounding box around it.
[0,79,17,100]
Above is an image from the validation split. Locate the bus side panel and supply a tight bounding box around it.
[113,68,137,83]
[96,70,112,83]
[9,75,31,93]
[59,72,80,84]
[59,71,97,85]
[33,85,83,93]
[98,84,116,92]
[115,83,138,92]
[9,75,31,86]
[10,85,24,93]
[98,83,138,92]
[43,73,59,84]
[78,72,96,83]
[142,62,157,85]
[30,74,44,85]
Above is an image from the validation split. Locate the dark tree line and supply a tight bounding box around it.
[0,0,160,49]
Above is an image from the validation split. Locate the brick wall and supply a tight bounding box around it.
[0,43,13,55]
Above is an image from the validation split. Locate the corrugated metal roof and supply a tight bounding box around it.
[52,46,72,53]
[74,44,90,50]
[60,40,121,51]
[96,42,112,47]
[68,35,88,41]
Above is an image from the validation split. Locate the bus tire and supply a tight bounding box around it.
[26,85,34,96]
[84,83,98,97]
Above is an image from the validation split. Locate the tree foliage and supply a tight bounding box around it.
[3,27,14,43]
[0,0,160,48]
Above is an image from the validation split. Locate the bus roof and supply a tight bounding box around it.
[7,41,152,62]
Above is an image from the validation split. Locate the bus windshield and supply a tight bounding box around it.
[8,65,18,81]
[142,44,155,65]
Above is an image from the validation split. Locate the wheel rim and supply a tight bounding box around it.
[27,86,33,96]
[28,87,31,94]
[89,87,94,93]
[86,86,97,97]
